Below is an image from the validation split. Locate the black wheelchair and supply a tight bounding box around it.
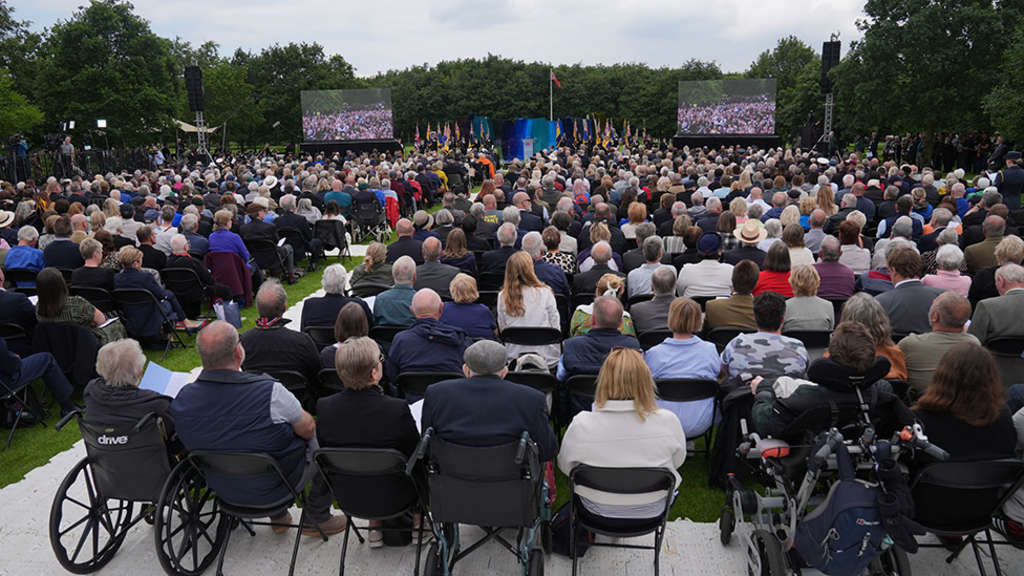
[407,428,552,576]
[48,410,225,575]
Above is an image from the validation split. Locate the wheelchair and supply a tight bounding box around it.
[48,410,224,575]
[717,357,946,576]
[351,199,390,244]
[407,428,553,576]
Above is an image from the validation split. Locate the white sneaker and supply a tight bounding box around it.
[368,529,384,548]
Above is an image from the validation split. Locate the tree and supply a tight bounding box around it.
[35,0,178,147]
[745,36,821,140]
[0,70,43,140]
[985,24,1024,142]
[832,0,1021,166]
[0,0,43,101]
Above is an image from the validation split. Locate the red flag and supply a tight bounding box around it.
[550,71,562,88]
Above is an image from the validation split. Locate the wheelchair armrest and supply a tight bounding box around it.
[56,408,83,431]
[406,428,433,476]
[515,431,531,464]
[133,411,158,433]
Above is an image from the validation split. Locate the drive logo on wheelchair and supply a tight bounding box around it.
[97,434,129,445]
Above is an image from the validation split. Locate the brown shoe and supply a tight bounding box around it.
[302,514,347,536]
[270,511,292,534]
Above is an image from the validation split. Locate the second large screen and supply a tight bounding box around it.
[676,79,777,135]
[301,88,393,141]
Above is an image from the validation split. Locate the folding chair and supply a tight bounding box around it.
[350,282,393,299]
[313,448,428,576]
[705,327,757,350]
[314,219,350,262]
[369,325,407,347]
[69,286,116,314]
[475,290,499,310]
[32,322,100,389]
[303,325,337,350]
[568,466,676,576]
[1,372,47,450]
[691,295,717,311]
[571,293,594,309]
[654,378,719,474]
[504,371,560,429]
[253,370,313,414]
[478,271,505,291]
[501,327,562,348]
[56,268,75,284]
[245,238,287,277]
[626,293,654,311]
[637,330,673,351]
[318,368,345,394]
[409,429,551,576]
[825,297,848,322]
[6,268,38,295]
[911,459,1024,576]
[394,372,463,400]
[161,267,213,319]
[565,374,599,422]
[280,228,320,271]
[112,288,191,360]
[0,322,31,357]
[168,451,331,576]
[782,329,833,356]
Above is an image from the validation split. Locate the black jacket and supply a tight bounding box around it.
[42,239,85,270]
[84,378,175,436]
[385,236,424,265]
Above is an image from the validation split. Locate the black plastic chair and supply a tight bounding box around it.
[691,296,716,311]
[313,448,427,576]
[637,330,673,351]
[0,322,31,357]
[70,285,116,314]
[985,337,1024,356]
[566,374,600,421]
[6,268,38,296]
[112,288,190,360]
[56,268,75,283]
[501,327,562,347]
[279,228,314,267]
[705,327,757,349]
[255,370,313,414]
[318,368,345,394]
[170,451,330,576]
[568,466,676,576]
[478,271,505,291]
[655,378,719,474]
[368,325,407,347]
[33,322,100,389]
[782,329,833,350]
[349,282,393,299]
[303,325,337,349]
[245,238,287,276]
[394,372,463,397]
[626,293,654,310]
[475,290,500,309]
[824,297,848,322]
[504,371,560,429]
[1,371,46,450]
[571,292,595,309]
[891,332,910,344]
[910,459,1024,576]
[314,219,350,262]
[160,267,211,319]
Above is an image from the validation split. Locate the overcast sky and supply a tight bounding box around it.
[17,0,866,76]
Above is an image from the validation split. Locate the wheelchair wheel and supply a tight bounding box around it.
[154,462,228,576]
[528,550,544,576]
[49,457,135,574]
[720,506,735,546]
[540,519,553,555]
[870,546,911,576]
[423,542,442,576]
[749,529,786,576]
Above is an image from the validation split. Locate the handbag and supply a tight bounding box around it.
[213,299,242,329]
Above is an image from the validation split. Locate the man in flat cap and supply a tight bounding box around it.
[421,340,558,461]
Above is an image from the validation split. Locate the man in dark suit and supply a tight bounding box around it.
[136,225,167,271]
[42,216,85,270]
[481,223,519,274]
[461,215,492,252]
[917,207,960,253]
[571,241,626,296]
[622,223,672,273]
[299,263,373,330]
[70,238,116,292]
[0,334,78,415]
[513,191,543,232]
[414,237,462,300]
[0,269,38,356]
[166,235,234,306]
[422,340,558,462]
[723,220,768,269]
[695,197,723,233]
[202,182,222,213]
[874,246,946,336]
[386,218,424,265]
[629,265,676,334]
[275,194,323,269]
[240,204,296,282]
[968,263,1024,343]
[576,203,627,254]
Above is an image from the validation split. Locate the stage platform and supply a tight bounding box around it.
[300,139,403,156]
[672,135,780,150]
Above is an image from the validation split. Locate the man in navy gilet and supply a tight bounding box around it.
[169,321,346,535]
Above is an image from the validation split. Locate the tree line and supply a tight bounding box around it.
[0,0,1020,162]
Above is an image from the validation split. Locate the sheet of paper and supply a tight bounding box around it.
[409,399,423,433]
[138,361,192,398]
[28,295,38,306]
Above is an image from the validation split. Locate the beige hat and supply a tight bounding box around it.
[0,211,13,229]
[734,219,768,244]
[413,210,433,229]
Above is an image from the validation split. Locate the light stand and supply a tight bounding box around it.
[218,92,258,152]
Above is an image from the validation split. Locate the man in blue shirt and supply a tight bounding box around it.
[373,256,417,327]
[5,226,44,287]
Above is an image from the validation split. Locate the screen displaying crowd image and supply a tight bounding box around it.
[676,79,777,135]
[301,88,394,141]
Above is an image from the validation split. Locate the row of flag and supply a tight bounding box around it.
[415,118,650,150]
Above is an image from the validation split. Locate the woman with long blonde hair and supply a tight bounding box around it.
[496,252,560,367]
[816,186,837,217]
[558,347,687,520]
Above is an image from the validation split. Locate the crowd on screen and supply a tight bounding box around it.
[302,102,394,141]
[677,94,776,135]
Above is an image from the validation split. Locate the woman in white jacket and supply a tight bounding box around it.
[558,348,687,523]
[496,252,561,367]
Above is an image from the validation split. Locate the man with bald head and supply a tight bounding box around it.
[415,236,462,299]
[70,213,91,244]
[898,291,979,391]
[386,218,424,264]
[481,223,519,274]
[514,191,543,232]
[385,288,473,392]
[239,280,321,385]
[578,202,627,254]
[571,240,626,296]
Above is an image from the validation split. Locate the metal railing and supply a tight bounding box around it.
[0,149,156,183]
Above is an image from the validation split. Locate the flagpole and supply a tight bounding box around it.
[549,68,553,121]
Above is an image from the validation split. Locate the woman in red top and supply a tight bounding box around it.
[753,242,794,297]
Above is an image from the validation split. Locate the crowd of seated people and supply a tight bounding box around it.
[12,143,1024,559]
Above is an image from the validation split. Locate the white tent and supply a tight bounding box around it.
[174,119,219,133]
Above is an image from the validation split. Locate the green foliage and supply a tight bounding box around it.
[745,36,822,141]
[832,0,1022,163]
[35,0,179,147]
[0,0,42,101]
[0,69,44,138]
[367,56,722,140]
[985,24,1024,142]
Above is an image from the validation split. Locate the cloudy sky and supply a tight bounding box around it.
[17,0,867,75]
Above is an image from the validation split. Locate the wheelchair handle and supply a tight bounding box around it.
[55,408,83,431]
[133,412,157,433]
[901,425,949,462]
[406,428,432,476]
[813,429,845,465]
[514,431,531,464]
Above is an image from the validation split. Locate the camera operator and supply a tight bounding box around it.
[57,135,75,179]
[7,133,29,182]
